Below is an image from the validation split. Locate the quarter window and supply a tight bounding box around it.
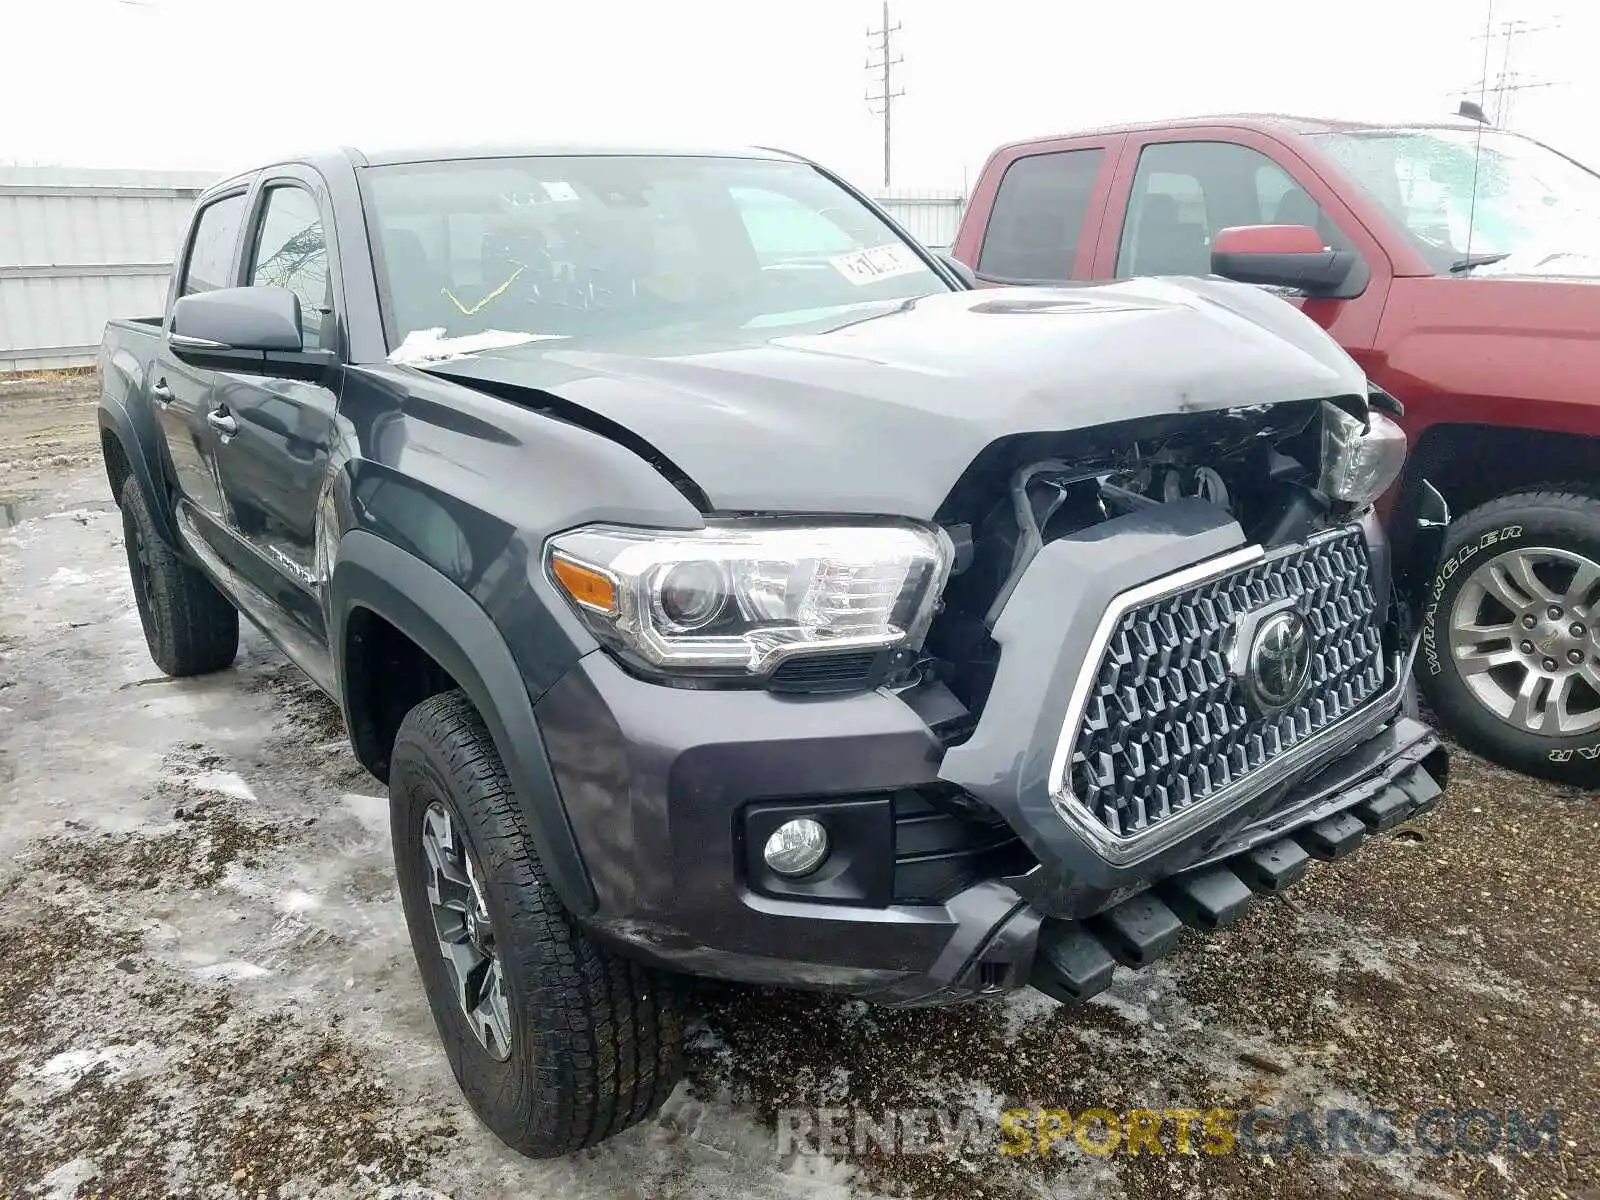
[977,149,1105,281]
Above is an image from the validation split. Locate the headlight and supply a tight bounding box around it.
[545,521,953,677]
[1319,402,1407,506]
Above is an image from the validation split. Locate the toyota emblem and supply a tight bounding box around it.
[1245,610,1313,714]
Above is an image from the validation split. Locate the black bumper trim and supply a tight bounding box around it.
[1028,749,1445,1005]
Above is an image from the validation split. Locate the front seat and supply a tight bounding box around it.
[1129,194,1210,276]
[1272,188,1337,248]
[380,227,446,340]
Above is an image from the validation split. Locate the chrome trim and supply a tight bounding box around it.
[168,332,229,351]
[1047,526,1394,866]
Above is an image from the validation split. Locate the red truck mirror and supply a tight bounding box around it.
[1211,225,1358,297]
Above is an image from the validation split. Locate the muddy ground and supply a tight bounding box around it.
[0,375,1595,1200]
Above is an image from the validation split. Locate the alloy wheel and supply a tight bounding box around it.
[421,802,513,1061]
[1448,545,1600,736]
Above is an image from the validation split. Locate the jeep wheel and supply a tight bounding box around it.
[1417,490,1600,788]
[390,690,685,1157]
[119,476,239,676]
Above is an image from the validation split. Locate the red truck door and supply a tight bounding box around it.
[1088,126,1395,374]
[954,135,1126,285]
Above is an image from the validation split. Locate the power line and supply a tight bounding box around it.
[865,0,904,189]
[1453,14,1562,125]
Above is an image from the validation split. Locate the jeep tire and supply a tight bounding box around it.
[1417,490,1600,788]
[390,690,685,1157]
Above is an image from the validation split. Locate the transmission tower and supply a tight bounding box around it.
[865,1,904,189]
[1455,14,1562,125]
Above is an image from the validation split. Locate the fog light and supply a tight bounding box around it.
[762,819,829,877]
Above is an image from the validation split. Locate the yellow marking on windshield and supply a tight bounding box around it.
[442,265,528,316]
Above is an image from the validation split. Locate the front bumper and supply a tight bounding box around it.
[534,505,1448,1006]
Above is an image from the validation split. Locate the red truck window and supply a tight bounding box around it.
[977,149,1104,282]
[1116,141,1350,277]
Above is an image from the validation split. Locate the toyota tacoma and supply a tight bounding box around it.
[96,143,1448,1156]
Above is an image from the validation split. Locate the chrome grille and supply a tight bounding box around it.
[1061,528,1386,838]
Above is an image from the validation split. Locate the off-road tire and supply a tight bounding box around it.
[390,690,685,1157]
[119,476,239,676]
[1416,490,1600,788]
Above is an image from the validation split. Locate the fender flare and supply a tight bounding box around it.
[97,396,181,549]
[330,530,598,916]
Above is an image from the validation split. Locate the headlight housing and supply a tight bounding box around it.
[1319,402,1407,507]
[546,520,953,679]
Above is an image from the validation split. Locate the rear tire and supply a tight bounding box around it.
[119,477,238,676]
[390,690,685,1157]
[1417,490,1600,788]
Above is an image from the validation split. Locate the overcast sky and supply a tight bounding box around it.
[5,0,1593,188]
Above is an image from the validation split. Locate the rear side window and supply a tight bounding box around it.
[977,149,1104,281]
[181,194,248,296]
[248,186,332,350]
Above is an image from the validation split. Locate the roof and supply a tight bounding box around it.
[991,113,1489,150]
[339,142,803,168]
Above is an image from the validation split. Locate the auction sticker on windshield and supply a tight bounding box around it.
[830,243,924,285]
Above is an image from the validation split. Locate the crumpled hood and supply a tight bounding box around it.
[421,276,1366,519]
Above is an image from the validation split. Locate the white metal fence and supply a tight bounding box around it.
[0,171,967,373]
[873,189,967,250]
[0,168,215,372]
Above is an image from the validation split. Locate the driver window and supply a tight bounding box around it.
[1117,141,1352,278]
[249,186,332,350]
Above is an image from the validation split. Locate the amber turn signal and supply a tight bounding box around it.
[551,555,618,614]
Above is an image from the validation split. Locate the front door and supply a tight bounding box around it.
[1094,130,1394,369]
[210,176,343,691]
[152,190,251,554]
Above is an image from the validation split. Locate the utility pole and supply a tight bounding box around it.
[865,1,904,189]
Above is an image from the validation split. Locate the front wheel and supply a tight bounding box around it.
[1417,490,1600,788]
[390,691,685,1157]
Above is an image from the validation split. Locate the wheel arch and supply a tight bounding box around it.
[1392,421,1600,569]
[97,397,180,548]
[330,529,598,916]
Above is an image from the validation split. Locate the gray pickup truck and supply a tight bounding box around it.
[97,142,1449,1157]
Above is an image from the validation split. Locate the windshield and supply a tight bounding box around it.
[361,154,949,354]
[1314,128,1600,276]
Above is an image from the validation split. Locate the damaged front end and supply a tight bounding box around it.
[917,395,1407,739]
[873,393,1449,1003]
[524,361,1446,1009]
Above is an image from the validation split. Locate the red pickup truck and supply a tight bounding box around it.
[953,115,1600,787]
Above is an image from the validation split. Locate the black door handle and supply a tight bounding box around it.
[151,379,173,405]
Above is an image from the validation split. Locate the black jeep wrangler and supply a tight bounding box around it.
[97,143,1448,1156]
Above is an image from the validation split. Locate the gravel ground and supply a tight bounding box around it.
[1,376,1596,1200]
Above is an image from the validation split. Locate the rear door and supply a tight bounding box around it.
[955,136,1126,285]
[1093,128,1395,364]
[152,189,251,552]
[208,171,343,689]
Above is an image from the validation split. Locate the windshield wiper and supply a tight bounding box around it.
[1448,252,1511,273]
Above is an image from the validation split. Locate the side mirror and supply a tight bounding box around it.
[171,286,303,353]
[1211,225,1357,297]
[938,251,978,289]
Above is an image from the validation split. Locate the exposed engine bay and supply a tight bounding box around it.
[923,398,1351,727]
